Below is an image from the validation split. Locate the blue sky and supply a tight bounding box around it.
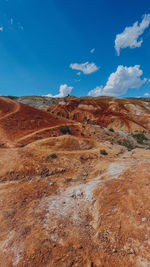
[0,0,150,97]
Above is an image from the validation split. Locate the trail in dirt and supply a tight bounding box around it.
[0,97,20,121]
[17,122,81,142]
[0,97,20,147]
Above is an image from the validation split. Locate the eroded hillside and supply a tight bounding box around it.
[45,97,150,133]
[0,96,150,267]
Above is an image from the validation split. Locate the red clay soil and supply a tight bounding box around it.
[45,97,150,132]
[0,97,19,119]
[0,96,150,267]
[0,97,81,146]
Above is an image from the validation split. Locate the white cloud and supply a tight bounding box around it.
[88,86,104,97]
[144,92,150,96]
[115,14,150,55]
[70,62,99,74]
[88,65,147,97]
[0,27,3,31]
[77,72,81,76]
[90,48,95,54]
[45,84,73,98]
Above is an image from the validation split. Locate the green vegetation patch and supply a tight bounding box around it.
[46,153,58,161]
[108,128,114,132]
[122,139,135,151]
[64,178,72,183]
[100,149,108,155]
[132,133,148,144]
[58,125,71,134]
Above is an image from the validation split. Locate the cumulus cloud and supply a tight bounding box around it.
[115,14,150,55]
[88,65,147,97]
[144,92,150,96]
[70,62,99,74]
[45,84,73,98]
[90,48,95,54]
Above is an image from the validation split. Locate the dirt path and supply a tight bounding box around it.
[17,122,81,142]
[0,97,20,121]
[0,97,20,147]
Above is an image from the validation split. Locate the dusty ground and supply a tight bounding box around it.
[0,96,150,267]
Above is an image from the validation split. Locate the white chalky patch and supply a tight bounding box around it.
[0,230,24,266]
[106,162,127,179]
[138,256,149,267]
[41,179,101,229]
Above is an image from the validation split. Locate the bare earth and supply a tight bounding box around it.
[0,96,150,267]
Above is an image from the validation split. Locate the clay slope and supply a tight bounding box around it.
[45,97,150,133]
[0,97,81,147]
[0,96,150,267]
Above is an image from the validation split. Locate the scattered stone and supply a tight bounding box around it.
[112,247,117,253]
[49,182,55,186]
[128,248,135,255]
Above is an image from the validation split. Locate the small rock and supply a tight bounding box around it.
[82,171,88,176]
[49,182,54,186]
[129,248,135,254]
[112,247,117,253]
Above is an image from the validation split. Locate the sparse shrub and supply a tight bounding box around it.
[7,96,17,100]
[109,128,114,132]
[65,178,72,183]
[46,153,58,161]
[58,125,71,134]
[132,133,148,144]
[122,139,135,151]
[50,153,58,159]
[32,136,38,140]
[100,149,108,155]
[80,155,86,160]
